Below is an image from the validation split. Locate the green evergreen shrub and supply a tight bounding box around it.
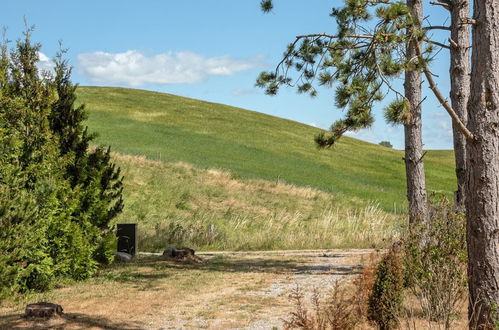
[368,244,404,330]
[0,30,123,295]
[93,232,118,265]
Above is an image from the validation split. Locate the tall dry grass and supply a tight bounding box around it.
[111,153,403,251]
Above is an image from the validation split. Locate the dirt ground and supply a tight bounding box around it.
[0,249,374,329]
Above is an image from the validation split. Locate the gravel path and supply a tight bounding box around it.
[238,250,372,330]
[0,249,375,330]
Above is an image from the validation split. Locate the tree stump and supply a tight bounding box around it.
[163,246,203,263]
[25,302,63,318]
[163,246,195,259]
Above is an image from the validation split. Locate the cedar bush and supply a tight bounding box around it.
[368,244,404,330]
[0,30,123,296]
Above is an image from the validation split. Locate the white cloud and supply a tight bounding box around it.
[424,118,453,149]
[37,52,55,73]
[78,50,266,86]
[436,118,451,132]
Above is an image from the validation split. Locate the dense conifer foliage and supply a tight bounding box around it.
[0,31,123,295]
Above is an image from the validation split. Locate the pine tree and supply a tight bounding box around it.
[465,0,499,325]
[0,31,82,293]
[448,0,470,208]
[257,0,434,224]
[259,1,499,326]
[403,0,427,224]
[426,0,471,208]
[0,29,124,294]
[50,52,124,235]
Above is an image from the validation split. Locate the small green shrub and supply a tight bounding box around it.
[403,196,467,328]
[368,244,404,330]
[93,231,118,265]
[490,303,499,329]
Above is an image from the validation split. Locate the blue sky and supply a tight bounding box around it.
[2,0,455,150]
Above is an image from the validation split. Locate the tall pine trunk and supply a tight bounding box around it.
[450,0,470,208]
[404,0,428,224]
[466,0,499,326]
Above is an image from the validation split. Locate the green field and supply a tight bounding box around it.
[77,86,455,211]
[75,86,456,250]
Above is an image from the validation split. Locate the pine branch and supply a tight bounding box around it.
[430,1,452,11]
[424,39,450,50]
[448,38,459,49]
[462,18,477,25]
[273,33,376,84]
[373,52,407,102]
[423,25,451,31]
[295,33,375,40]
[415,44,474,141]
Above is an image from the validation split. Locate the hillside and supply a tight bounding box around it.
[110,153,401,251]
[77,86,456,213]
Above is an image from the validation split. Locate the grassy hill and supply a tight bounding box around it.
[75,87,456,250]
[110,153,401,251]
[77,86,456,213]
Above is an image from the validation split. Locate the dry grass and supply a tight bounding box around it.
[400,295,468,329]
[0,250,370,329]
[280,251,469,330]
[0,250,470,329]
[110,152,404,251]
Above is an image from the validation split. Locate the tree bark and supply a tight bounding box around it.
[450,0,470,208]
[404,0,428,225]
[466,0,499,326]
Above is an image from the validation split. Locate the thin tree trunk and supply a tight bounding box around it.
[466,0,499,326]
[450,0,470,208]
[404,0,428,225]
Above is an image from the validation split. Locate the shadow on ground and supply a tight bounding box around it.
[64,252,366,295]
[0,312,145,329]
[110,253,364,278]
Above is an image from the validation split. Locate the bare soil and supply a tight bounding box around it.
[0,249,373,329]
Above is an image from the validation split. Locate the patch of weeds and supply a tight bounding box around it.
[175,192,191,210]
[155,263,167,271]
[138,282,156,291]
[207,254,226,263]
[142,220,225,251]
[403,196,467,328]
[283,256,377,330]
[196,309,216,319]
[100,270,139,283]
[368,245,404,330]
